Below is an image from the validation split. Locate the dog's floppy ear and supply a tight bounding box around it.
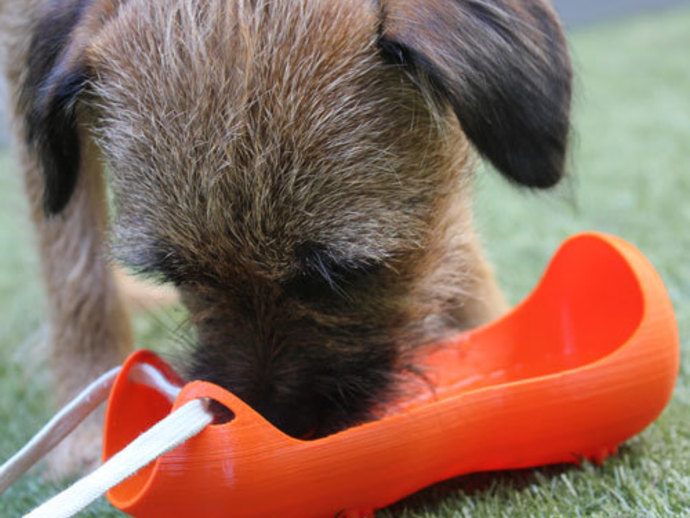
[21,0,123,215]
[379,0,572,188]
[20,0,92,215]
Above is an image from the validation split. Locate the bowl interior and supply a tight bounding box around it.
[402,235,644,406]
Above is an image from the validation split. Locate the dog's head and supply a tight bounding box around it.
[23,0,571,436]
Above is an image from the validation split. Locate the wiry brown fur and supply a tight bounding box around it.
[1,0,570,473]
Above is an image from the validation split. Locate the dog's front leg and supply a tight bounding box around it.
[17,131,132,478]
[460,236,510,327]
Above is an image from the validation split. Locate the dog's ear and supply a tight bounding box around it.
[21,0,91,215]
[379,0,572,188]
[21,0,122,215]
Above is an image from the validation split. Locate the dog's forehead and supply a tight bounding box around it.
[90,0,385,132]
[93,0,463,277]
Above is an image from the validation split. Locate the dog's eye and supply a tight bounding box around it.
[287,242,385,298]
[120,243,215,287]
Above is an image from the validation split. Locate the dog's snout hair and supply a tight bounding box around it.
[2,0,571,440]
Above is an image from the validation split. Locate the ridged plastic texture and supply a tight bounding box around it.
[102,233,680,518]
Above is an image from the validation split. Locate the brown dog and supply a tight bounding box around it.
[0,0,571,475]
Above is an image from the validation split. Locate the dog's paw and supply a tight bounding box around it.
[43,416,103,482]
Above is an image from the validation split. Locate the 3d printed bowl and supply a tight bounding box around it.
[102,233,679,518]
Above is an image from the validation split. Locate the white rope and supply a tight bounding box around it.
[0,367,121,494]
[129,363,183,402]
[0,362,214,518]
[23,398,213,518]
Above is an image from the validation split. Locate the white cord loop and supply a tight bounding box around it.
[0,363,213,518]
[0,367,121,494]
[24,399,213,518]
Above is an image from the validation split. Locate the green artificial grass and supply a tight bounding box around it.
[2,6,689,517]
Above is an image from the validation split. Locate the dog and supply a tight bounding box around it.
[0,0,571,476]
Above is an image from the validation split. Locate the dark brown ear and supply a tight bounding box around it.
[379,0,572,188]
[20,0,94,215]
[21,0,123,215]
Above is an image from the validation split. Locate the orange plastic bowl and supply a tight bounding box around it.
[103,233,679,518]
